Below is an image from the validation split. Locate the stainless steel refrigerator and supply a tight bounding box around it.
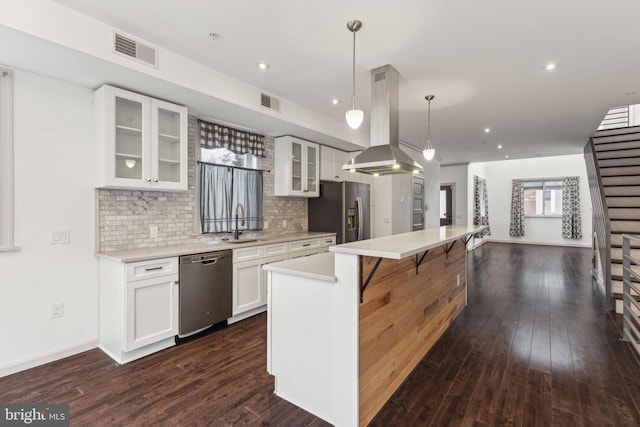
[308,181,370,244]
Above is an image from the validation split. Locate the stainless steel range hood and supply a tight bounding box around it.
[343,64,423,175]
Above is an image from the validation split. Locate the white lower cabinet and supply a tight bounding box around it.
[125,275,179,351]
[230,237,334,322]
[99,256,179,364]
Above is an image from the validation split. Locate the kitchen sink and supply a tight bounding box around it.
[225,238,268,244]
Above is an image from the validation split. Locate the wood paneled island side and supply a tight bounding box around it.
[264,225,487,427]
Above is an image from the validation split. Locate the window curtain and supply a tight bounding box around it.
[562,176,582,239]
[473,176,491,237]
[232,168,263,231]
[198,119,266,157]
[200,164,232,233]
[200,163,264,233]
[509,179,525,237]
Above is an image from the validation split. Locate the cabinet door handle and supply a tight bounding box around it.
[146,178,151,182]
[145,266,163,272]
[302,243,311,247]
[153,178,158,182]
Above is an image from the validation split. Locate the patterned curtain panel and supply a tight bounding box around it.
[509,179,525,237]
[198,119,266,157]
[200,163,264,233]
[473,176,491,237]
[562,176,582,239]
[200,164,232,233]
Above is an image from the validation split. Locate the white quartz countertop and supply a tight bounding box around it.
[330,225,488,259]
[96,231,336,263]
[262,252,336,282]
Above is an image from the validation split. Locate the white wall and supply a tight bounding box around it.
[440,164,468,226]
[0,70,98,376]
[470,155,592,247]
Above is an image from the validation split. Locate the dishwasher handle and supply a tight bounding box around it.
[192,255,224,265]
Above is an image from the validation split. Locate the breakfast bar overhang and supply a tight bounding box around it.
[264,225,488,427]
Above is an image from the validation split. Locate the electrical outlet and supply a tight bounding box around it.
[282,220,287,228]
[51,303,64,319]
[149,225,158,238]
[263,221,269,229]
[50,230,70,245]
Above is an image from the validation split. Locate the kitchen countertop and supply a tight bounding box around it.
[96,231,336,263]
[330,225,488,259]
[262,252,336,282]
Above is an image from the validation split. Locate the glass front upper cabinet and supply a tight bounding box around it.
[95,85,188,191]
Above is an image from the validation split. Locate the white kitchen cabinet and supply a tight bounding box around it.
[125,275,179,351]
[233,253,288,316]
[320,146,349,182]
[274,136,319,197]
[99,256,179,364]
[232,243,289,318]
[95,85,188,191]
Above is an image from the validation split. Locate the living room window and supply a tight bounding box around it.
[0,69,15,251]
[523,179,563,217]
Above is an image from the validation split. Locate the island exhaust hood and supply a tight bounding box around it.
[343,64,423,175]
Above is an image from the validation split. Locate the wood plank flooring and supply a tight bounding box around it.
[1,243,640,426]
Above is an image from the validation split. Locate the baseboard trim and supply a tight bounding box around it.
[485,238,591,248]
[0,340,98,379]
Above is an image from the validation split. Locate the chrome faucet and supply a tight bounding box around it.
[234,203,245,240]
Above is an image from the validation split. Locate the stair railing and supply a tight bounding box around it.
[622,233,640,356]
[584,138,612,309]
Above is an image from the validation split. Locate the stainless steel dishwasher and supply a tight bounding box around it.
[179,250,232,337]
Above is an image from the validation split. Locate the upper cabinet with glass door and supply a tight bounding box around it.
[274,136,319,197]
[95,85,188,191]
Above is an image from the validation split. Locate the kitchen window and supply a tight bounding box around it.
[0,69,15,251]
[197,119,265,234]
[523,179,563,217]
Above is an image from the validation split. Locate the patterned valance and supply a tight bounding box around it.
[198,119,266,158]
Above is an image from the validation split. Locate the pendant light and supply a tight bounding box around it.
[423,95,435,160]
[345,20,363,129]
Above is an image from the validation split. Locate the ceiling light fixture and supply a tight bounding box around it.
[545,63,557,71]
[423,95,435,161]
[345,20,364,129]
[484,128,491,133]
[208,32,220,41]
[497,144,503,149]
[332,98,340,105]
[257,62,270,70]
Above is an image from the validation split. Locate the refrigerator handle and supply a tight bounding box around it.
[356,196,363,240]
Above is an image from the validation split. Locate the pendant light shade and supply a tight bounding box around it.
[346,20,363,129]
[423,95,435,160]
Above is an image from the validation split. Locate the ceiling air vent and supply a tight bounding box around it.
[260,93,280,112]
[114,32,158,68]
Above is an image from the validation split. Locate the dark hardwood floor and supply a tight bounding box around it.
[1,243,639,426]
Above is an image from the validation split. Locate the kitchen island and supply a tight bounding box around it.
[264,225,487,427]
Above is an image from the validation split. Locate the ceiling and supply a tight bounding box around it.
[24,1,640,164]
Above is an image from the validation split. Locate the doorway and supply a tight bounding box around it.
[412,176,424,231]
[440,185,453,226]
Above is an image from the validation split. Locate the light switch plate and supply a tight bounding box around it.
[149,225,158,238]
[51,230,70,245]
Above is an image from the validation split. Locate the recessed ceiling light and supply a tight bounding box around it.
[505,154,510,159]
[332,99,340,105]
[257,62,270,70]
[497,145,503,149]
[545,63,557,71]
[484,128,491,133]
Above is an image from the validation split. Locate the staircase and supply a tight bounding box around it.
[591,126,640,312]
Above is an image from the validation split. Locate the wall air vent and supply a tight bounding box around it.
[114,32,158,68]
[260,93,280,112]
